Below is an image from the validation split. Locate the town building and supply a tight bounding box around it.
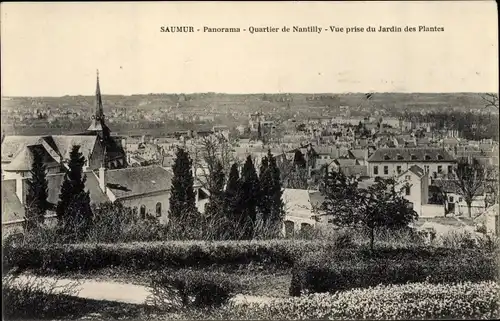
[367,148,456,180]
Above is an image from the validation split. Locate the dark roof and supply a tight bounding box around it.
[405,165,425,178]
[1,180,25,222]
[340,165,368,177]
[334,158,359,167]
[103,166,173,200]
[368,148,455,163]
[348,149,368,160]
[45,172,109,206]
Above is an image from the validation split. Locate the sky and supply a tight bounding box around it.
[1,1,498,96]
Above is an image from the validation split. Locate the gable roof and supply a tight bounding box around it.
[368,148,455,163]
[334,158,359,167]
[1,136,44,162]
[103,166,173,200]
[348,149,368,160]
[3,144,60,171]
[398,165,426,179]
[51,135,98,162]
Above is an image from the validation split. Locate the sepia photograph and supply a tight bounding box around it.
[1,1,499,320]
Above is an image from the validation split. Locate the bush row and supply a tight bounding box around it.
[289,248,498,295]
[3,239,333,273]
[201,281,500,320]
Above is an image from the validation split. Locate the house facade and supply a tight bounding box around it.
[367,148,456,180]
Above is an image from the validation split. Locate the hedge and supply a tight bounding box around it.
[3,240,333,273]
[289,247,499,295]
[196,281,500,320]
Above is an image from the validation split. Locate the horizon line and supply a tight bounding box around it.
[1,91,497,99]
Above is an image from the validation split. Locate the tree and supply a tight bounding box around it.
[56,145,93,241]
[480,93,499,110]
[224,162,242,238]
[321,171,417,251]
[452,158,487,218]
[204,161,227,238]
[265,151,285,234]
[359,178,417,250]
[168,147,199,237]
[239,155,260,239]
[24,148,50,231]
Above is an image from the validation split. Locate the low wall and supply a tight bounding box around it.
[421,204,446,218]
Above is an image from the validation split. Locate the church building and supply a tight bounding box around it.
[1,71,127,180]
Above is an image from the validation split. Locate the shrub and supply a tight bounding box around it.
[2,274,80,319]
[203,281,500,320]
[2,240,334,273]
[147,270,241,310]
[290,247,498,295]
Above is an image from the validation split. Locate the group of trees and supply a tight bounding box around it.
[24,145,93,242]
[168,146,285,240]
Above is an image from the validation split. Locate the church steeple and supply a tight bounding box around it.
[87,69,107,132]
[95,69,104,121]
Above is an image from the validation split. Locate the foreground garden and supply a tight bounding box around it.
[3,229,500,320]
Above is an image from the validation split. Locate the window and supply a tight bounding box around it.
[383,166,388,175]
[448,165,452,173]
[411,155,417,160]
[424,165,429,173]
[132,207,138,216]
[449,196,454,203]
[384,154,391,160]
[156,202,162,217]
[397,166,402,174]
[405,186,411,196]
[459,197,463,202]
[437,155,444,160]
[140,205,146,219]
[437,166,442,173]
[373,166,378,175]
[405,175,411,180]
[424,155,431,160]
[397,154,404,160]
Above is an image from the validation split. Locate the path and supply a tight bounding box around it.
[11,274,279,306]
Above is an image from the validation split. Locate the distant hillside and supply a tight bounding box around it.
[1,92,493,112]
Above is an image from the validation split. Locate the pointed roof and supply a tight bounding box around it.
[87,69,106,132]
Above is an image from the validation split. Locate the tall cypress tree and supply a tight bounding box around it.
[168,147,198,235]
[239,155,260,239]
[258,155,272,223]
[225,162,241,238]
[24,148,49,231]
[204,161,226,238]
[56,145,93,241]
[267,150,285,234]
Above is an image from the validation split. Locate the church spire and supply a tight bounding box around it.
[95,69,104,121]
[87,69,107,133]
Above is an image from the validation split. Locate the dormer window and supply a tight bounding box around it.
[437,154,444,160]
[384,154,391,160]
[397,154,404,160]
[424,155,431,161]
[411,155,417,160]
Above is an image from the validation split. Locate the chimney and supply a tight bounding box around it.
[98,165,106,192]
[16,177,24,205]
